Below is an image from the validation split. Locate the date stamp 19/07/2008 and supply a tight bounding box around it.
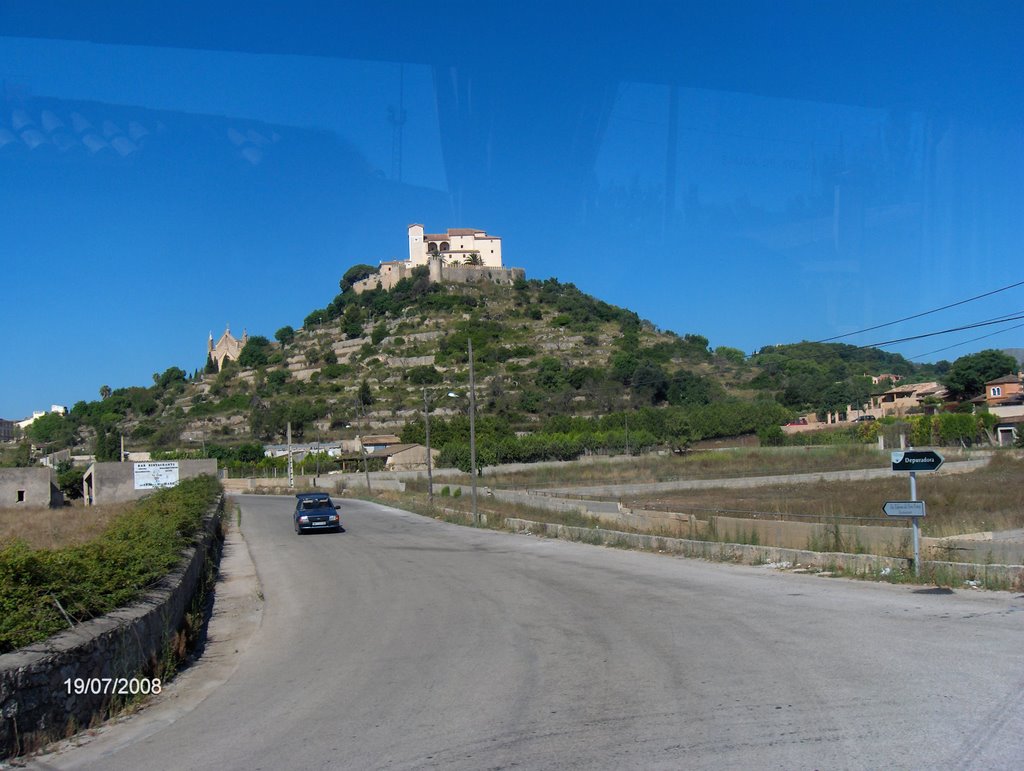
[64,677,162,696]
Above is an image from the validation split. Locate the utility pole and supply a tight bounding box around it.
[358,399,372,494]
[287,421,294,488]
[469,338,478,525]
[423,388,434,503]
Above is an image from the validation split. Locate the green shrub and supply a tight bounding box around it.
[453,487,462,498]
[757,424,785,446]
[406,365,442,385]
[0,476,221,653]
[440,486,450,497]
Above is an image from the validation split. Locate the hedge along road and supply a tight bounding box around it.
[33,494,1024,770]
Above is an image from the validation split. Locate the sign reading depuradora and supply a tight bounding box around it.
[890,450,944,472]
[134,461,180,490]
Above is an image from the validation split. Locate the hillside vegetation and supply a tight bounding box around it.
[14,268,955,468]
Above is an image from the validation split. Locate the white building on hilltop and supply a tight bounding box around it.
[350,224,523,295]
[16,405,67,430]
[407,224,503,267]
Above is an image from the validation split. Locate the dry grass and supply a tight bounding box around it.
[628,454,1024,538]
[0,502,130,550]
[480,445,968,490]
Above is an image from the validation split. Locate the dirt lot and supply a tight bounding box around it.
[0,502,128,549]
[625,454,1024,538]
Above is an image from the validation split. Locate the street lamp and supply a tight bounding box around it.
[356,398,372,495]
[444,339,478,524]
[465,339,479,524]
[423,387,436,503]
[421,387,462,504]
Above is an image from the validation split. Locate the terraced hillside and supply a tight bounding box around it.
[15,268,949,470]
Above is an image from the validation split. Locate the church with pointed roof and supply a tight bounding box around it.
[207,325,247,371]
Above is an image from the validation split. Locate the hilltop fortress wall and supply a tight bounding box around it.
[352,255,524,295]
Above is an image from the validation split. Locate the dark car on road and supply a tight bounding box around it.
[294,492,343,534]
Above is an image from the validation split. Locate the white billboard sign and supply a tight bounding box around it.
[134,461,180,490]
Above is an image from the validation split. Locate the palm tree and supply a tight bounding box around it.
[464,252,483,266]
[99,384,111,400]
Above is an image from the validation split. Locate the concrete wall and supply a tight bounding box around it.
[926,530,1024,565]
[220,473,406,494]
[0,468,62,509]
[711,515,911,556]
[84,460,217,506]
[470,485,913,557]
[0,498,224,759]
[506,518,912,573]
[385,445,438,471]
[503,518,1024,588]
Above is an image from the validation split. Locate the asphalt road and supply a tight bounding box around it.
[36,495,1024,770]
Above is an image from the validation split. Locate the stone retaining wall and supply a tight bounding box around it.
[222,476,406,494]
[504,518,1024,588]
[0,496,225,759]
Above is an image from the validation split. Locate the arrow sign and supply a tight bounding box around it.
[883,500,926,518]
[891,450,944,472]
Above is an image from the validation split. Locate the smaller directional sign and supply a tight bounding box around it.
[890,450,944,472]
[883,500,926,518]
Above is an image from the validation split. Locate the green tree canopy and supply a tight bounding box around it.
[943,349,1017,400]
[26,412,76,448]
[274,325,295,347]
[358,379,374,406]
[340,264,377,291]
[153,367,187,391]
[238,336,272,368]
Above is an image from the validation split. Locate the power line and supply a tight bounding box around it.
[815,278,1024,343]
[909,321,1024,360]
[862,312,1024,348]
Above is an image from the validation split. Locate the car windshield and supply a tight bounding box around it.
[2,5,1021,416]
[2,6,1022,769]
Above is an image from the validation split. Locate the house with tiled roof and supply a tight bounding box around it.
[870,381,947,417]
[982,373,1023,406]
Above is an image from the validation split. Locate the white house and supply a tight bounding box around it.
[407,224,503,267]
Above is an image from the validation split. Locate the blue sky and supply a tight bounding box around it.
[1,3,1022,419]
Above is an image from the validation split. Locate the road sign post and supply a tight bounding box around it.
[890,450,943,576]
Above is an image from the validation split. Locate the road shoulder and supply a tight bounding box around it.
[21,501,264,770]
